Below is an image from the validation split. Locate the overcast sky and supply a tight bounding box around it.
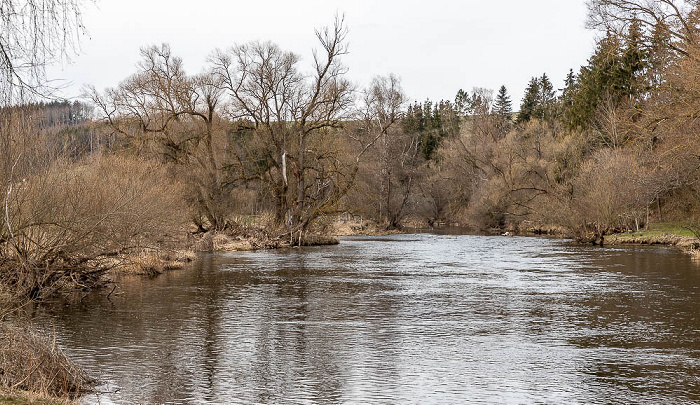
[48,0,598,106]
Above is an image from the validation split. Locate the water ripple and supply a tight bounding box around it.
[32,233,700,404]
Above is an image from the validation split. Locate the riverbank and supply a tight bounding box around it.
[331,217,404,236]
[331,216,573,238]
[0,388,73,405]
[606,222,700,253]
[108,227,341,277]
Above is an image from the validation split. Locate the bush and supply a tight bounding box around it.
[570,148,652,236]
[0,322,92,399]
[0,154,186,300]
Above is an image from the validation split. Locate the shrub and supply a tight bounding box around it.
[0,322,92,399]
[0,154,187,300]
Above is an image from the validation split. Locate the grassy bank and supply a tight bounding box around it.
[607,222,700,249]
[0,388,73,405]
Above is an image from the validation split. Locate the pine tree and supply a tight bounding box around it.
[535,73,556,121]
[647,22,672,89]
[620,19,647,96]
[516,77,540,124]
[565,25,650,131]
[404,99,459,161]
[560,68,577,127]
[493,85,513,137]
[494,85,512,118]
[454,89,471,116]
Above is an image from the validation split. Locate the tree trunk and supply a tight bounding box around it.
[296,134,306,235]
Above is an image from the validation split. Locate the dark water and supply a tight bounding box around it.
[33,234,700,404]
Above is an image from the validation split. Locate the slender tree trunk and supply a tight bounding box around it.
[381,131,390,224]
[204,119,222,229]
[296,134,306,230]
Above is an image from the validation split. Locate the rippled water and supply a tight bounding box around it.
[34,234,700,404]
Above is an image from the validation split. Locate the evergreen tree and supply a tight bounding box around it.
[535,73,556,120]
[620,19,647,96]
[565,25,650,131]
[647,22,672,89]
[404,99,459,161]
[516,77,540,124]
[494,85,513,118]
[560,68,577,127]
[454,89,471,117]
[494,85,513,137]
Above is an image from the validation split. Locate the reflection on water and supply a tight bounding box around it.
[33,234,700,404]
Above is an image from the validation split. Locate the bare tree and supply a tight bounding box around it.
[88,44,232,230]
[211,16,358,243]
[360,74,407,226]
[587,0,699,55]
[0,0,86,104]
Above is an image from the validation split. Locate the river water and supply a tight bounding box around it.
[33,234,700,404]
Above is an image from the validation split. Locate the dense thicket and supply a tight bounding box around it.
[412,0,700,240]
[342,0,700,240]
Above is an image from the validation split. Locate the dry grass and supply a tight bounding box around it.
[607,233,699,248]
[194,231,260,252]
[330,217,402,236]
[0,387,74,404]
[191,223,340,253]
[117,249,196,276]
[0,323,92,400]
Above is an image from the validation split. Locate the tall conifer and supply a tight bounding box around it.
[517,77,540,124]
[494,85,513,118]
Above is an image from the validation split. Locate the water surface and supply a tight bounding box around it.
[35,234,700,404]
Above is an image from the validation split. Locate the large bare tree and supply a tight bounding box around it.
[88,44,230,230]
[210,16,359,242]
[359,74,411,227]
[587,0,700,55]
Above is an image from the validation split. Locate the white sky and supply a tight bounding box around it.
[48,0,598,106]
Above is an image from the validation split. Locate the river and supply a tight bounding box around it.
[33,234,700,404]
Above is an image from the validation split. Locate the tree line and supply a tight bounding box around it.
[345,0,700,243]
[4,2,700,302]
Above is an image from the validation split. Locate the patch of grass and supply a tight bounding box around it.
[607,222,700,248]
[0,323,92,401]
[615,222,697,239]
[648,222,697,237]
[0,388,73,404]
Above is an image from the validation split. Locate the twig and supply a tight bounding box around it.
[106,284,116,299]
